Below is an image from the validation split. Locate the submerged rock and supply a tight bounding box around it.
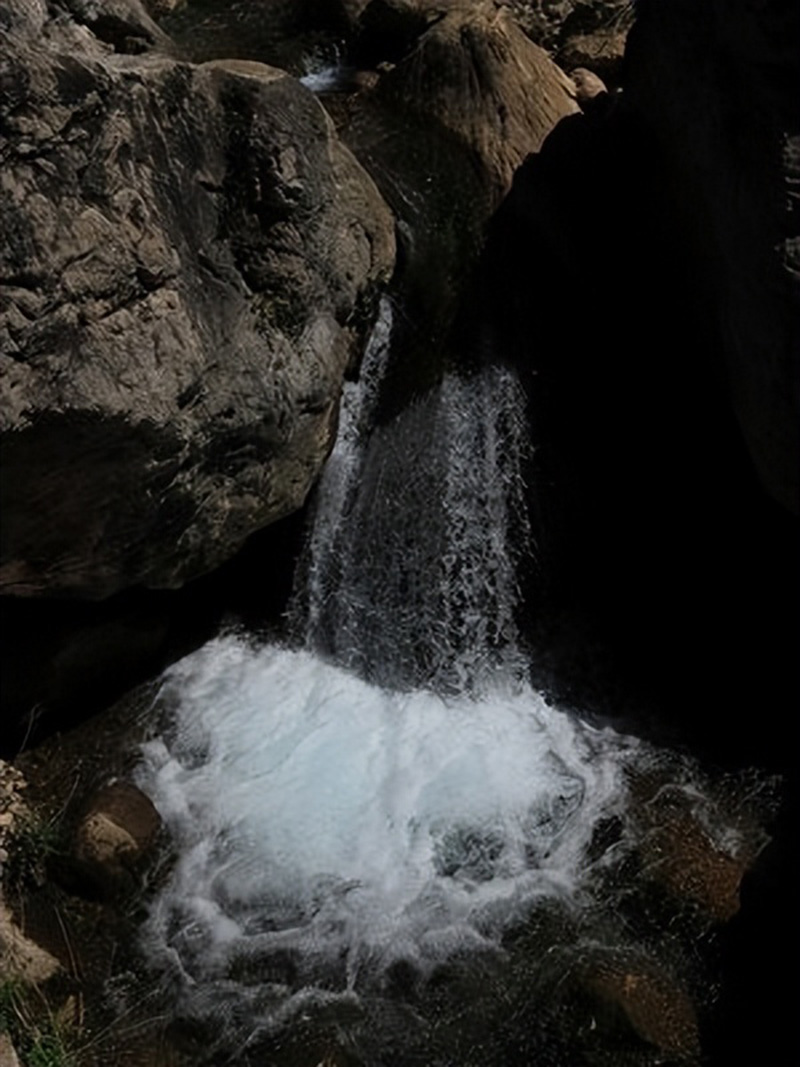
[0,2,394,598]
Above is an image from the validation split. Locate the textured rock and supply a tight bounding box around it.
[60,0,171,53]
[0,1034,20,1067]
[625,0,800,515]
[361,1,578,200]
[577,951,701,1061]
[558,28,627,83]
[80,781,161,854]
[343,0,578,406]
[507,0,631,53]
[73,780,161,896]
[634,780,758,922]
[0,900,60,984]
[0,5,395,598]
[0,761,28,870]
[569,66,608,107]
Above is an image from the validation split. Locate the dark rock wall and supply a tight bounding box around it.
[465,7,798,1062]
[626,0,799,517]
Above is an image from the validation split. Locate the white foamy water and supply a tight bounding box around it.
[138,637,639,993]
[299,65,354,93]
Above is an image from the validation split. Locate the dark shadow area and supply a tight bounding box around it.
[158,0,348,70]
[0,507,307,757]
[464,93,798,1067]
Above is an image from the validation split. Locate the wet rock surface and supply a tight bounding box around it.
[634,781,758,923]
[0,0,394,599]
[574,952,701,1064]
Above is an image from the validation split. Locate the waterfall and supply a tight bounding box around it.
[293,297,531,693]
[133,302,759,1064]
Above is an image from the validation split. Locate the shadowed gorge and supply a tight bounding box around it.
[1,2,798,1066]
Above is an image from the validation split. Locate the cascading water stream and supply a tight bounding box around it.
[292,298,532,693]
[134,300,762,1064]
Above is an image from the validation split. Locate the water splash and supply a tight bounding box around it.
[137,638,639,1029]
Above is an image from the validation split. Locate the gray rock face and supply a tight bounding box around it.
[0,8,395,597]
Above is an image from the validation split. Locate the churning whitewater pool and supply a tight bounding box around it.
[134,637,768,1067]
[138,638,639,986]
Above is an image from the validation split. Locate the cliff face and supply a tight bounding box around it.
[470,0,798,733]
[0,0,395,598]
[625,0,800,517]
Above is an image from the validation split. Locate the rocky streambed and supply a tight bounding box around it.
[1,2,798,1066]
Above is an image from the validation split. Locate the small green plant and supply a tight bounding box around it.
[0,976,25,1033]
[27,1026,77,1067]
[0,978,76,1067]
[3,813,64,892]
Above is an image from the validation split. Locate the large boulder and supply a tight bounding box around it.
[0,4,395,598]
[342,0,578,408]
[353,1,578,204]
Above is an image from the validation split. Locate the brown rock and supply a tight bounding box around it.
[77,813,139,868]
[579,952,700,1061]
[636,783,753,922]
[570,66,608,106]
[81,782,161,854]
[0,5,395,598]
[0,1034,20,1067]
[73,781,161,895]
[366,1,578,200]
[0,900,60,984]
[344,0,577,403]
